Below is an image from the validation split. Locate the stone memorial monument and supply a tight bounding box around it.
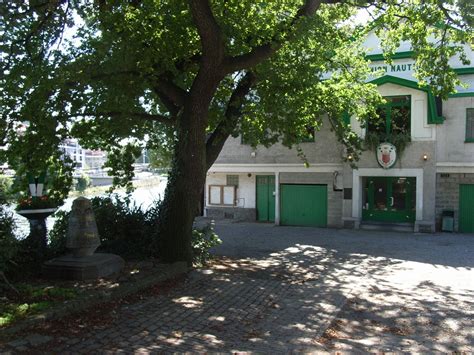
[43,197,124,280]
[66,197,101,257]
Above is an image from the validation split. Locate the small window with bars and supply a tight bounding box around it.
[466,108,474,142]
[226,175,239,187]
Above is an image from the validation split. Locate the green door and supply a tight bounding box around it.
[280,184,327,227]
[362,177,416,223]
[256,175,275,222]
[459,184,474,233]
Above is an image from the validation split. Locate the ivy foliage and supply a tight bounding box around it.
[192,223,222,266]
[365,131,412,157]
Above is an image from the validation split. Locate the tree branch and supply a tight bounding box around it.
[188,0,224,63]
[222,0,331,73]
[65,111,176,126]
[152,86,181,117]
[206,71,257,169]
[154,74,187,108]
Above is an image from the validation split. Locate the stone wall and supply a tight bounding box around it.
[214,116,344,165]
[435,173,474,231]
[205,207,256,222]
[437,97,474,163]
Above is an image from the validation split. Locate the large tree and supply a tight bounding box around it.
[1,1,472,264]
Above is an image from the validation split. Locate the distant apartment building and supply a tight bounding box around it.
[84,149,108,172]
[60,139,107,173]
[61,139,85,169]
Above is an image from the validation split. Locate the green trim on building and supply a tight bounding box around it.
[366,51,414,61]
[369,75,444,124]
[453,67,474,75]
[449,92,474,98]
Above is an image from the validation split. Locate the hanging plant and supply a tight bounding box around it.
[365,131,411,157]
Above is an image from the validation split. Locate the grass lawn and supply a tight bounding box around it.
[0,259,175,332]
[1,284,78,327]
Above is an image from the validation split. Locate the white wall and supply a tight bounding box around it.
[205,173,256,208]
[350,82,435,141]
[437,97,474,165]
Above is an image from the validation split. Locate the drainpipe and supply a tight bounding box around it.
[275,172,280,225]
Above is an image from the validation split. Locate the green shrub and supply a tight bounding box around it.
[1,205,49,280]
[192,223,222,266]
[49,196,221,264]
[49,195,160,260]
[0,175,13,203]
[91,195,158,258]
[75,174,91,193]
[0,206,19,277]
[48,210,70,258]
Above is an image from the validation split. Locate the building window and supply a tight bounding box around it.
[226,175,239,187]
[466,108,474,142]
[208,185,236,205]
[368,96,411,136]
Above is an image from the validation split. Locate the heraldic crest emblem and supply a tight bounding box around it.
[376,142,397,169]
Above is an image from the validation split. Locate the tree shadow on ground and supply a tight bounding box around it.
[212,222,474,269]
[3,219,473,353]
[319,278,474,352]
[12,237,472,353]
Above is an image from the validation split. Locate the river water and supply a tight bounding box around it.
[9,178,168,238]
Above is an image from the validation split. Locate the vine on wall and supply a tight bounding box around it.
[365,131,411,157]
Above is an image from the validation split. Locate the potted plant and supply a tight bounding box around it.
[16,195,58,220]
[16,173,59,252]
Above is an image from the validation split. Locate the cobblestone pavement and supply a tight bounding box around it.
[2,223,473,353]
[212,222,474,353]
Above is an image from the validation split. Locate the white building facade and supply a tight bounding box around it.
[205,31,474,233]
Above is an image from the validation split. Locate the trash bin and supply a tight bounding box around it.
[441,210,454,232]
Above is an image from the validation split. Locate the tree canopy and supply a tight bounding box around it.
[0,0,472,262]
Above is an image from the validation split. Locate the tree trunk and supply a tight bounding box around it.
[156,69,220,264]
[157,117,207,264]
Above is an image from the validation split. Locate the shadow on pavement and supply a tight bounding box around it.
[3,222,472,353]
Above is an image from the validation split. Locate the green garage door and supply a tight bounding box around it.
[459,184,474,233]
[280,184,327,227]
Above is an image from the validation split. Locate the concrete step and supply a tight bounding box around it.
[360,222,414,233]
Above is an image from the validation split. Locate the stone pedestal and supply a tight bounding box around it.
[17,208,57,255]
[42,253,125,280]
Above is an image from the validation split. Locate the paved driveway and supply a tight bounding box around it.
[212,222,474,352]
[3,223,474,353]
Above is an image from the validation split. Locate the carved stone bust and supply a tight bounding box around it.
[66,197,100,257]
